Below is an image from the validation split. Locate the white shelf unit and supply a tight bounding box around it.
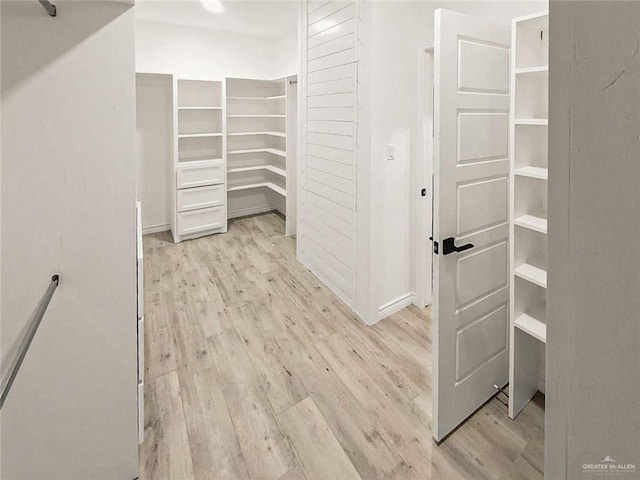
[172,79,227,242]
[225,77,289,225]
[509,11,549,420]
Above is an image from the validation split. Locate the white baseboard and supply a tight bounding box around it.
[377,292,416,321]
[142,223,171,235]
[227,205,280,220]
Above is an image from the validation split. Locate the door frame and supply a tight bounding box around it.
[412,46,435,309]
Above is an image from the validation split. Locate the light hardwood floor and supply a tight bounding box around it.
[139,212,544,480]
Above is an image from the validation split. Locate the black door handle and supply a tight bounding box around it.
[442,237,474,255]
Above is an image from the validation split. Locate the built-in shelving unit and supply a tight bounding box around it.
[509,11,549,420]
[171,79,227,242]
[225,77,289,223]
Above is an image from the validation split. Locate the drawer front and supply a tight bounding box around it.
[177,206,225,236]
[177,184,225,212]
[176,160,224,189]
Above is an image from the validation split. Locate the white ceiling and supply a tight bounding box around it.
[135,0,299,38]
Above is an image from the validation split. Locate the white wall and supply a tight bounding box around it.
[136,73,173,233]
[1,1,138,478]
[273,28,299,78]
[547,2,640,478]
[367,1,547,322]
[136,20,296,80]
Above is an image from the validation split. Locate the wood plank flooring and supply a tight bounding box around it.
[139,213,544,480]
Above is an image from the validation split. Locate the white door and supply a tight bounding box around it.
[432,9,511,442]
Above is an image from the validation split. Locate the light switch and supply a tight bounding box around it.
[386,144,395,161]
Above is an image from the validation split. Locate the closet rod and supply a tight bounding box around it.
[39,0,57,17]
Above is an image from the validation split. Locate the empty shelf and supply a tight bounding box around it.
[227,148,286,157]
[228,182,286,196]
[178,133,223,139]
[514,313,547,343]
[177,157,223,163]
[227,131,286,138]
[515,166,548,180]
[515,66,549,75]
[514,263,547,289]
[514,119,548,126]
[514,214,548,234]
[228,165,286,177]
[227,114,285,118]
[227,95,286,100]
[178,107,223,110]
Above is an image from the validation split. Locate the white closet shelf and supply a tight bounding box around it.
[178,107,223,110]
[514,263,547,289]
[227,95,286,100]
[227,131,286,138]
[514,214,548,234]
[515,66,548,75]
[228,182,286,196]
[227,148,286,157]
[178,157,223,163]
[178,133,223,139]
[227,114,286,118]
[515,166,548,180]
[514,313,547,343]
[227,165,286,177]
[514,119,548,126]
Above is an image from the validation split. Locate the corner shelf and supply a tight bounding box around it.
[227,114,286,118]
[227,147,286,157]
[227,95,286,100]
[228,182,286,197]
[228,165,286,177]
[225,77,290,223]
[227,131,286,138]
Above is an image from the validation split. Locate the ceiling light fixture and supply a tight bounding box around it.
[201,0,224,14]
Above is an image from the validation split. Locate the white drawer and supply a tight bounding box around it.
[177,206,225,236]
[176,159,224,189]
[177,184,225,212]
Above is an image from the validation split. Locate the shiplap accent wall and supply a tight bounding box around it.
[299,0,360,308]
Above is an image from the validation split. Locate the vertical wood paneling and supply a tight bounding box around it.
[301,0,358,306]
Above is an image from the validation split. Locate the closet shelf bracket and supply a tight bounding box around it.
[39,0,57,17]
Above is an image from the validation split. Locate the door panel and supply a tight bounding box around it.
[432,8,511,441]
